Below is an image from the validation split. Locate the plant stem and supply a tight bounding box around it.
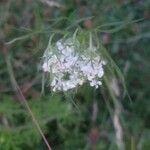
[5,53,52,150]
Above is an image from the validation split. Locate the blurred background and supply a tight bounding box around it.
[0,0,149,149]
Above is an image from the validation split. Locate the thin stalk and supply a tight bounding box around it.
[5,54,52,150]
[104,76,125,150]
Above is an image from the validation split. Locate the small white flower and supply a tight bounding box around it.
[56,41,64,51]
[42,37,106,91]
[42,62,49,72]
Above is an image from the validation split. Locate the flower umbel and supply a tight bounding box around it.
[42,34,106,91]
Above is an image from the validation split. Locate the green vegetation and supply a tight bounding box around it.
[0,0,149,149]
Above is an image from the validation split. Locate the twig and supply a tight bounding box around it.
[104,76,125,150]
[40,0,65,8]
[113,103,125,150]
[4,52,52,150]
[91,100,98,123]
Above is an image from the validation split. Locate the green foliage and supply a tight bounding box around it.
[0,0,149,149]
[0,94,80,149]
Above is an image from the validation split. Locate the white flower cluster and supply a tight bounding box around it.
[42,38,106,91]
